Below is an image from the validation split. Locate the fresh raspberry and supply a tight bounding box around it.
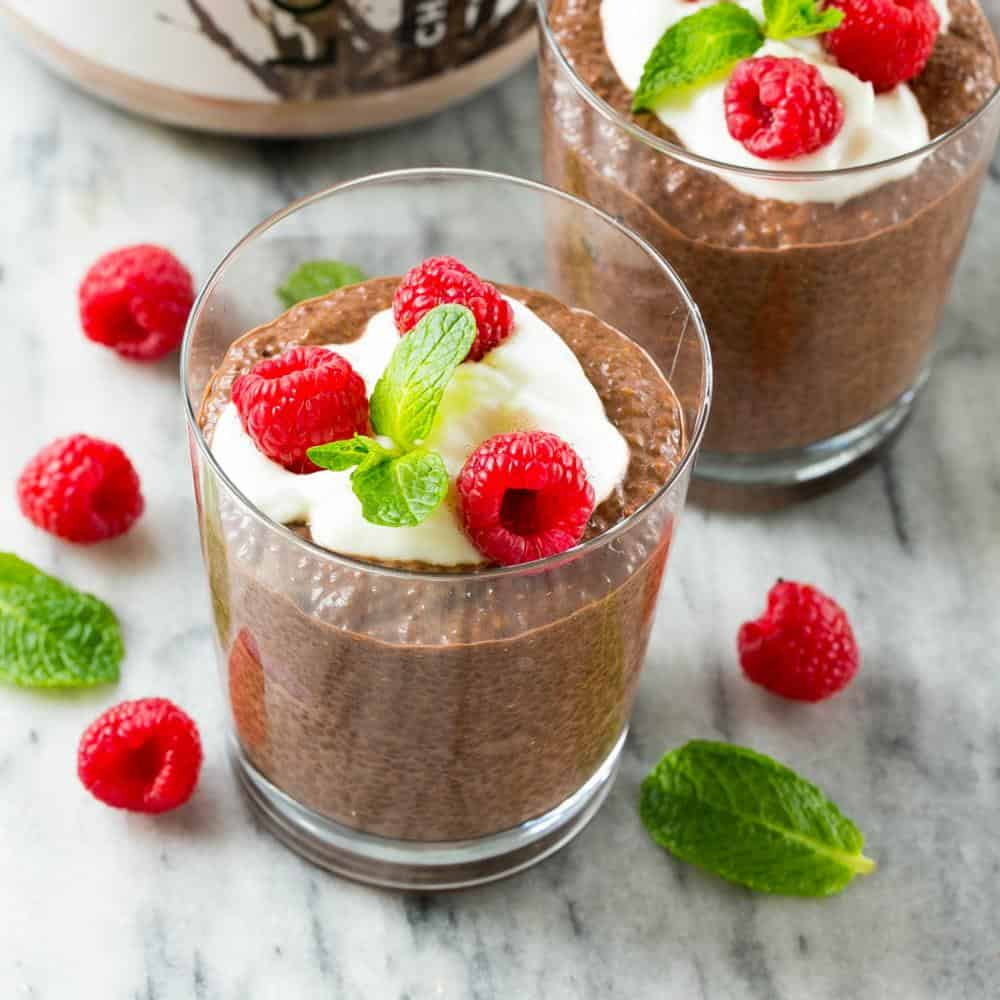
[17,434,144,544]
[79,245,195,361]
[724,56,845,160]
[457,431,595,567]
[823,0,939,93]
[232,346,369,474]
[393,256,515,362]
[738,581,860,702]
[77,698,203,814]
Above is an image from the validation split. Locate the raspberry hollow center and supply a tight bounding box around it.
[126,739,165,785]
[500,488,544,536]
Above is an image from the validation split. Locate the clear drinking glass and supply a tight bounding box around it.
[182,169,711,889]
[539,1,1000,487]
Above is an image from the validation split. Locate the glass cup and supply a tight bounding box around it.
[182,169,711,889]
[539,1,1000,488]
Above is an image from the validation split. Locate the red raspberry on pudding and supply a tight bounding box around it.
[823,0,940,93]
[725,56,846,160]
[457,430,595,567]
[393,256,515,362]
[79,245,195,361]
[77,698,203,814]
[738,580,860,702]
[232,346,369,474]
[17,434,144,544]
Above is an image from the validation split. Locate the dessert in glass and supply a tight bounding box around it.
[182,169,711,888]
[540,0,1000,487]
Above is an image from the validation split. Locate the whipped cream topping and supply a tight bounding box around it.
[211,298,632,567]
[600,0,949,203]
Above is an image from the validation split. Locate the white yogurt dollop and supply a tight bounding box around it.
[600,0,947,203]
[211,298,632,567]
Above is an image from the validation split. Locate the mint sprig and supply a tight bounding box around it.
[278,259,368,308]
[632,0,843,112]
[370,304,477,450]
[352,448,449,528]
[0,553,123,688]
[633,4,763,112]
[763,0,843,40]
[308,304,477,528]
[640,740,875,897]
[308,434,390,473]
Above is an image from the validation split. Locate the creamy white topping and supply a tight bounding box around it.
[930,0,952,32]
[600,0,949,203]
[211,298,632,567]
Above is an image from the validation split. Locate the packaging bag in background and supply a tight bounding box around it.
[0,0,536,135]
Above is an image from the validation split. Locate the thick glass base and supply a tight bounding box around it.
[231,728,626,890]
[695,371,928,488]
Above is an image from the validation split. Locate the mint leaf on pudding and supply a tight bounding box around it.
[0,553,123,688]
[370,304,477,450]
[632,3,764,112]
[309,434,447,528]
[640,740,875,897]
[308,434,390,472]
[631,0,843,112]
[310,304,476,529]
[763,0,843,40]
[278,260,368,308]
[351,448,449,528]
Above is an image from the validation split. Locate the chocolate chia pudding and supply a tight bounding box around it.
[197,277,687,842]
[540,0,1000,474]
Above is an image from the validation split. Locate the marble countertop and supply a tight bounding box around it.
[2,17,999,1000]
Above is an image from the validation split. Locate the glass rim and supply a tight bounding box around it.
[537,0,1000,182]
[180,167,713,583]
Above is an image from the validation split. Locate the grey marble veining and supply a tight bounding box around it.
[1,15,999,1000]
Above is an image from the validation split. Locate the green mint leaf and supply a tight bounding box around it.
[277,259,368,308]
[308,305,474,528]
[369,304,477,450]
[763,0,843,40]
[640,740,875,897]
[350,449,449,528]
[0,553,123,689]
[632,3,764,112]
[307,435,389,472]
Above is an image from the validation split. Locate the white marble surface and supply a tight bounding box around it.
[2,18,1000,1000]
